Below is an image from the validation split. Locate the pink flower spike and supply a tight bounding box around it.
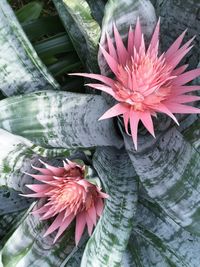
[21,160,108,245]
[72,19,200,150]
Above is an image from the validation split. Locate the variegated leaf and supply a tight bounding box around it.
[0,210,76,267]
[81,147,138,267]
[130,197,200,267]
[155,0,200,69]
[53,0,100,72]
[86,0,105,25]
[0,129,71,192]
[0,0,59,96]
[0,91,123,149]
[0,210,27,249]
[124,127,200,236]
[99,0,157,76]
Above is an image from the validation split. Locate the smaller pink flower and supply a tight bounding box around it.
[23,159,108,245]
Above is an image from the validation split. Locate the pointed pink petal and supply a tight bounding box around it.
[128,26,134,55]
[148,18,160,53]
[39,160,65,176]
[155,103,179,125]
[172,64,188,76]
[123,111,131,136]
[86,213,94,236]
[173,68,200,86]
[26,184,50,193]
[113,24,128,65]
[96,198,104,217]
[53,213,75,243]
[168,95,200,104]
[69,73,114,87]
[164,102,200,114]
[31,205,49,215]
[172,85,200,95]
[167,43,193,68]
[99,45,118,75]
[165,29,187,59]
[21,192,47,198]
[43,212,64,237]
[99,103,129,121]
[75,212,86,245]
[134,18,142,51]
[130,110,140,150]
[87,205,97,225]
[106,31,118,60]
[85,83,115,98]
[31,165,53,175]
[140,112,155,138]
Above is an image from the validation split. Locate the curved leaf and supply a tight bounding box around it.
[99,0,157,75]
[0,91,123,149]
[0,210,26,249]
[124,127,200,235]
[81,147,138,267]
[86,0,105,25]
[0,0,59,96]
[130,197,200,267]
[16,1,43,23]
[53,0,100,72]
[0,129,70,192]
[0,187,31,215]
[155,0,200,69]
[0,210,76,267]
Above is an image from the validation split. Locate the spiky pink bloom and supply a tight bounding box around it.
[23,159,108,245]
[71,19,200,149]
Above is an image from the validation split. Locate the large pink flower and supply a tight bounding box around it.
[23,159,108,245]
[72,19,200,149]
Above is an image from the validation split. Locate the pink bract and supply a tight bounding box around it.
[23,159,108,245]
[71,19,200,150]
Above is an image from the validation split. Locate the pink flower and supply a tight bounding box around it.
[23,159,108,245]
[71,19,200,149]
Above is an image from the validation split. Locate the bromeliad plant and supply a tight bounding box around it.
[1,0,200,267]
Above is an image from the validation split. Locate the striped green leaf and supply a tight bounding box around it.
[0,128,70,192]
[129,197,200,267]
[0,210,76,267]
[86,0,105,25]
[124,127,200,236]
[154,0,200,69]
[0,187,31,215]
[0,91,122,149]
[16,1,43,23]
[0,211,26,249]
[0,0,59,96]
[53,0,100,72]
[99,0,157,76]
[81,147,138,267]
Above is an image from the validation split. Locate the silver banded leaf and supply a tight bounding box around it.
[81,147,138,267]
[0,0,59,96]
[155,0,200,70]
[124,127,200,235]
[0,211,26,249]
[0,91,123,149]
[130,198,200,267]
[0,129,70,192]
[99,0,157,76]
[86,0,105,25]
[0,212,76,267]
[53,0,100,72]
[0,187,31,215]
